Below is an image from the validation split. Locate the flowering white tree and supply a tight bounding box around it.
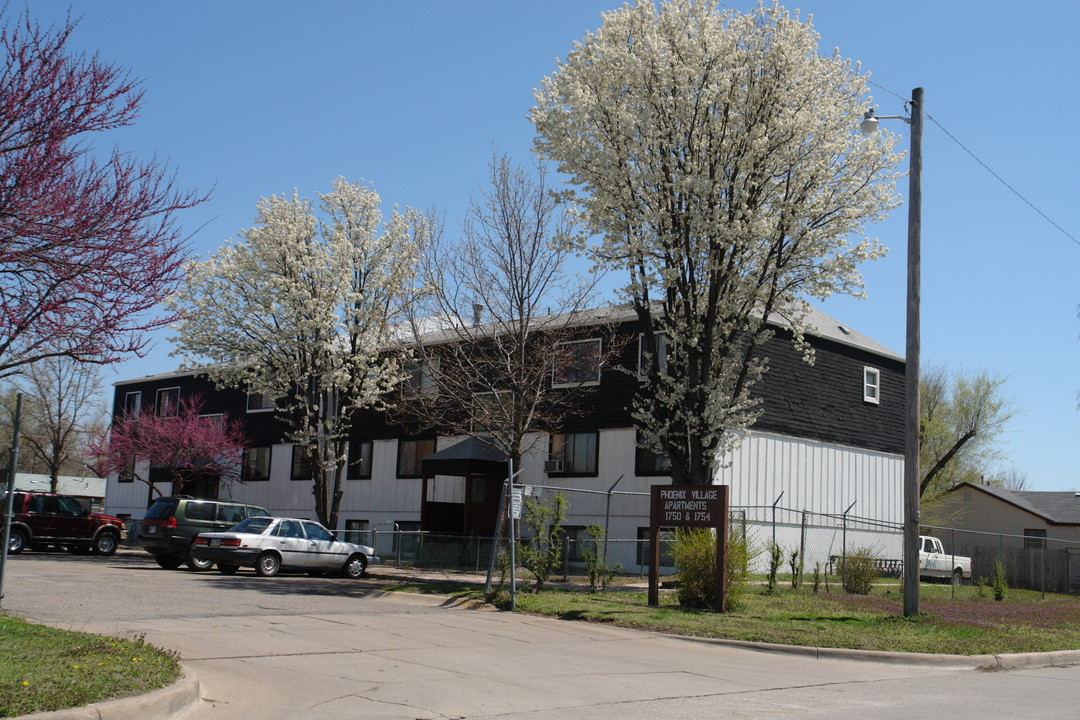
[170,178,431,527]
[531,1,903,485]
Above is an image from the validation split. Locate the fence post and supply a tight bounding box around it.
[800,510,807,576]
[563,535,570,582]
[603,475,623,569]
[771,492,784,552]
[951,527,956,599]
[840,500,856,592]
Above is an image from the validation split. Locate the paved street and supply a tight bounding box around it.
[3,551,1080,719]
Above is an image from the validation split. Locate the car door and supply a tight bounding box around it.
[271,519,309,569]
[300,521,347,570]
[53,495,92,541]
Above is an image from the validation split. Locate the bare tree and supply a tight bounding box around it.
[14,357,103,489]
[397,153,614,471]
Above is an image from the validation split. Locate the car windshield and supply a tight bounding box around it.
[230,517,274,534]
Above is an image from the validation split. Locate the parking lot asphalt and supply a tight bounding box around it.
[5,550,1080,720]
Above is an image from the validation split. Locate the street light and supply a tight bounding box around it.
[861,88,923,618]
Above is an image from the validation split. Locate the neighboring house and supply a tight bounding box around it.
[103,305,905,548]
[935,482,1080,548]
[10,473,107,512]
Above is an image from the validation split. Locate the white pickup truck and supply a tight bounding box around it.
[918,535,972,583]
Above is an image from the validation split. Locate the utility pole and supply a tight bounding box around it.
[1,393,24,607]
[902,87,924,617]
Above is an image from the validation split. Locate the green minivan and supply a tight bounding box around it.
[137,496,271,570]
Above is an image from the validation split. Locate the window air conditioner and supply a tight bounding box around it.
[544,459,564,474]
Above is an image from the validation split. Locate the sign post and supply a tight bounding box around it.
[649,484,728,613]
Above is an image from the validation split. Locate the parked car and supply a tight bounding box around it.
[3,491,126,556]
[137,496,271,571]
[191,516,380,578]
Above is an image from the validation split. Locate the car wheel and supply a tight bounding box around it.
[254,552,281,577]
[341,554,368,579]
[951,569,963,586]
[8,529,27,554]
[93,532,119,556]
[153,553,184,570]
[218,564,239,575]
[186,546,214,571]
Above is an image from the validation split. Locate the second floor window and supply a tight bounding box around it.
[863,367,881,404]
[156,387,179,417]
[246,392,276,412]
[552,338,602,387]
[638,331,670,378]
[123,391,141,417]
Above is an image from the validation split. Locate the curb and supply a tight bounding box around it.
[16,670,200,720]
[665,634,1080,671]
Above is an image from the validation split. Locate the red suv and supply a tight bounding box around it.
[3,491,127,556]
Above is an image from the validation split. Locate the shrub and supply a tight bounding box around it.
[789,548,804,590]
[811,562,822,593]
[841,546,879,595]
[992,560,1009,601]
[518,492,567,591]
[765,541,783,594]
[670,522,759,612]
[580,524,621,592]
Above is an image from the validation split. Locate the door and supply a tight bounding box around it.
[271,519,309,569]
[300,521,349,570]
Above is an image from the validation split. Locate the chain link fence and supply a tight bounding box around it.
[348,484,1080,594]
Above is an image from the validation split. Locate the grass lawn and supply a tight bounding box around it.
[387,578,1080,656]
[0,613,181,718]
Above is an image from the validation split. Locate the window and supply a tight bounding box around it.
[397,438,436,478]
[552,338,602,387]
[404,358,439,396]
[637,331,670,378]
[348,440,373,480]
[344,519,369,545]
[563,525,587,562]
[291,446,313,481]
[123,391,141,417]
[635,432,672,476]
[302,521,335,542]
[274,519,304,538]
[472,390,512,432]
[549,432,598,475]
[242,447,272,481]
[246,392,275,413]
[863,367,881,404]
[118,456,135,483]
[637,527,675,567]
[156,387,180,417]
[1024,529,1047,550]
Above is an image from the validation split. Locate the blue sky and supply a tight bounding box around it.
[27,1,1080,491]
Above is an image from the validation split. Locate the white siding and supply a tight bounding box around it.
[104,428,902,533]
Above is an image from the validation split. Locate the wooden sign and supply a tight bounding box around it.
[649,484,729,613]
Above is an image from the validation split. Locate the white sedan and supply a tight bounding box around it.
[191,516,379,578]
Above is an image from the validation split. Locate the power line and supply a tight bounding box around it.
[869,80,1079,248]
